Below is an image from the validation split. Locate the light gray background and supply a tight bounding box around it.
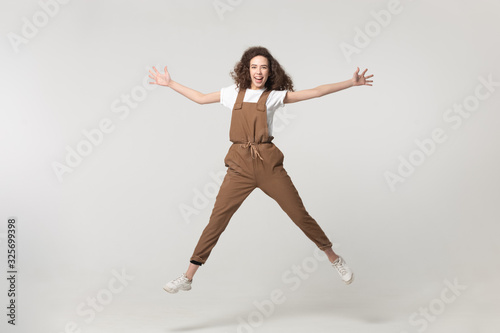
[1,0,499,332]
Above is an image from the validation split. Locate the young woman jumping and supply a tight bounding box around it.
[148,46,373,293]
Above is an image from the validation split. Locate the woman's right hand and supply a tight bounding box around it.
[149,66,171,86]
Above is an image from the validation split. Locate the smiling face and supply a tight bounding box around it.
[249,55,269,90]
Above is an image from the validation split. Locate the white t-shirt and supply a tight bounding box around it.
[220,84,287,137]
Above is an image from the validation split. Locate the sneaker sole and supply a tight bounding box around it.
[344,273,354,285]
[163,286,178,294]
[163,286,192,293]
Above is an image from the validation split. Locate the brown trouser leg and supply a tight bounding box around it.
[257,165,333,251]
[190,167,256,264]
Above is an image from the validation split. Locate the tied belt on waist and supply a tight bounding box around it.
[233,141,272,160]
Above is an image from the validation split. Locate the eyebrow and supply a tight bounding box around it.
[251,64,268,66]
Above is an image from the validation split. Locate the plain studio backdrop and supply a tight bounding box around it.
[1,0,499,332]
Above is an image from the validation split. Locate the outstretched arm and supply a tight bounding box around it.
[148,66,220,105]
[284,67,373,104]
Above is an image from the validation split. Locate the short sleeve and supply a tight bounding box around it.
[267,90,287,110]
[220,84,238,109]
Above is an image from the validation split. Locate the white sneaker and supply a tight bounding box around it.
[163,273,192,293]
[332,256,354,285]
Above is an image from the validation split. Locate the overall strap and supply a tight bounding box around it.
[256,90,272,112]
[234,88,246,110]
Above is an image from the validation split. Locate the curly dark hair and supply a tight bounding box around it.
[230,46,294,92]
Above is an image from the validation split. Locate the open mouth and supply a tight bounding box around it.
[254,76,263,83]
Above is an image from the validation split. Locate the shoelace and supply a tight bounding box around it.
[172,274,188,285]
[332,259,348,276]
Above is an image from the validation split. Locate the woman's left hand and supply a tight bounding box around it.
[352,67,373,86]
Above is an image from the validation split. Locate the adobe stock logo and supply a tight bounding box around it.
[400,278,467,333]
[51,67,158,182]
[384,74,499,192]
[236,245,339,333]
[7,0,72,54]
[58,268,134,333]
[213,0,244,21]
[339,0,405,63]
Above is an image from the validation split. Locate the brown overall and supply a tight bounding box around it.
[190,89,332,264]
